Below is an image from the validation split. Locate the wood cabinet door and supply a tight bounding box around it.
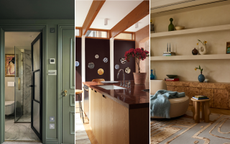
[101,95,114,144]
[213,89,229,109]
[90,88,94,132]
[94,91,102,144]
[113,101,129,144]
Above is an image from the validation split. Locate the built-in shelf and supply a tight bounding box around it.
[150,54,230,61]
[151,24,230,38]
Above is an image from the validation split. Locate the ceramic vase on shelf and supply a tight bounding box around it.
[168,18,175,31]
[192,48,198,55]
[133,72,146,84]
[198,44,207,55]
[198,72,205,82]
[150,69,155,80]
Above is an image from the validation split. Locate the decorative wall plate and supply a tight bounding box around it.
[75,61,79,67]
[95,54,99,59]
[103,57,108,63]
[120,57,126,64]
[115,64,119,70]
[88,62,95,69]
[125,67,131,74]
[97,68,104,75]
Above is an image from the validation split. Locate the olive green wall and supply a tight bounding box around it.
[0,19,74,144]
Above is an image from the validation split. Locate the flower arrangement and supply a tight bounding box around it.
[195,65,203,73]
[197,39,207,46]
[125,48,149,73]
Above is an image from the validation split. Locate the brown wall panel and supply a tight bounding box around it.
[114,40,135,81]
[76,37,82,89]
[76,37,82,101]
[85,38,110,81]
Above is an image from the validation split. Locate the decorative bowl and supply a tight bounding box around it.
[175,26,184,30]
[167,75,178,78]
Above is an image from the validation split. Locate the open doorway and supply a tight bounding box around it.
[4,31,41,142]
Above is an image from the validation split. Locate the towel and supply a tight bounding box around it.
[150,90,185,118]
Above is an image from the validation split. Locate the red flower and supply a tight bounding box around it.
[124,47,149,61]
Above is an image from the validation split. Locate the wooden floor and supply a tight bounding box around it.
[76,102,98,144]
[188,105,230,115]
[82,117,99,144]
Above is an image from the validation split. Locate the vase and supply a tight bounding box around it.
[133,72,146,84]
[168,18,175,31]
[192,48,198,55]
[150,69,155,80]
[198,73,205,82]
[198,44,207,55]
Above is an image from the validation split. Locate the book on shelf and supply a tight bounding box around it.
[165,78,179,81]
[192,96,209,100]
[163,52,176,56]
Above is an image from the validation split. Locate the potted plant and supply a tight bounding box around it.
[125,48,149,84]
[195,65,205,82]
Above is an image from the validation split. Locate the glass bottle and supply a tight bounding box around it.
[168,18,175,31]
[150,69,155,80]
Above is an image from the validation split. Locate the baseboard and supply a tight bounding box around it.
[45,139,59,144]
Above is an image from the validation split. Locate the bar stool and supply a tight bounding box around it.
[75,89,84,123]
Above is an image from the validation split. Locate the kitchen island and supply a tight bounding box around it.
[83,81,149,144]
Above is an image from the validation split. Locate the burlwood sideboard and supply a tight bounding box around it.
[165,81,230,110]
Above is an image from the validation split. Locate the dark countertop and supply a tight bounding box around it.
[83,81,149,109]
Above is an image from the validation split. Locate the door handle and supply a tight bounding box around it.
[63,90,68,97]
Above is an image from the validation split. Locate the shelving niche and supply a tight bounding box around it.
[150,1,230,83]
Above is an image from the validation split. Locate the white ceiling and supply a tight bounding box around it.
[75,0,149,32]
[5,32,40,49]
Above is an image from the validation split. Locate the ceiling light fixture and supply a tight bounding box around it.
[135,23,138,28]
[104,18,109,26]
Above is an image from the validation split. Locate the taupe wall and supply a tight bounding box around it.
[151,3,230,82]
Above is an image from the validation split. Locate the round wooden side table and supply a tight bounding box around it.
[191,98,210,123]
[75,89,84,123]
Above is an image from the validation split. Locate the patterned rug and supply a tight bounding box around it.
[151,111,230,144]
[75,102,91,144]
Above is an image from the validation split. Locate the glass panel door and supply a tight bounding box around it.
[31,33,42,140]
[14,47,23,122]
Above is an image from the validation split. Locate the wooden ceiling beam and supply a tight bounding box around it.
[82,0,105,36]
[110,1,149,38]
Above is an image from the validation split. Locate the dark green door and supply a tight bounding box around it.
[61,27,75,144]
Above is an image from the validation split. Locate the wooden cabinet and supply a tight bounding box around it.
[89,89,129,144]
[112,100,129,144]
[165,81,230,109]
[101,95,114,144]
[89,88,149,144]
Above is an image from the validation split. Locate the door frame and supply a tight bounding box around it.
[0,25,47,143]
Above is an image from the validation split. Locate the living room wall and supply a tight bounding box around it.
[151,2,230,82]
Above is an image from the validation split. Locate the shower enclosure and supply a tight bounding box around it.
[14,47,32,123]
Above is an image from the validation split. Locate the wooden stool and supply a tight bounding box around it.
[191,98,210,123]
[75,89,84,123]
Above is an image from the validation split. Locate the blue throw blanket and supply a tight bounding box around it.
[150,90,185,118]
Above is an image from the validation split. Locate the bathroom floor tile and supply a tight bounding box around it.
[5,115,40,142]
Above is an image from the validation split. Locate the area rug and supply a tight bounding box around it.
[151,111,230,144]
[75,102,91,144]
